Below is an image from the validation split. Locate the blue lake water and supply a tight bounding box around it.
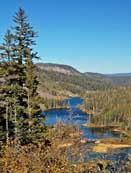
[43,97,131,170]
[44,97,120,139]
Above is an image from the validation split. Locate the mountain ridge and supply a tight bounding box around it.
[36,63,81,75]
[105,73,131,77]
[36,62,131,97]
[37,62,131,77]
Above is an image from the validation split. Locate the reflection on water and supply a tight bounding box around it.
[44,97,120,139]
[43,96,131,164]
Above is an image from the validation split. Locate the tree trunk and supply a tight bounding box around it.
[6,103,9,145]
[14,105,17,146]
[28,89,31,133]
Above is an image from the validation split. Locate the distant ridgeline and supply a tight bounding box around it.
[36,63,131,96]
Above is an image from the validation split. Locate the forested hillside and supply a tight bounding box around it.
[82,88,131,133]
[36,63,131,97]
[36,63,113,96]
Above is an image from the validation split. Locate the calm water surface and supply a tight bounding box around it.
[43,97,131,167]
[44,97,120,139]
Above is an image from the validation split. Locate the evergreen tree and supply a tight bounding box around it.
[0,30,14,143]
[0,29,21,144]
[0,8,45,145]
[12,8,45,144]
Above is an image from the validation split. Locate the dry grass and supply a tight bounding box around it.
[93,143,131,153]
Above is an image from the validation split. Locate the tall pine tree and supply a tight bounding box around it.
[0,8,45,145]
[13,8,45,144]
[0,29,21,145]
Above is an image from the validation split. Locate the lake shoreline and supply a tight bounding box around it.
[93,138,131,153]
[84,122,131,138]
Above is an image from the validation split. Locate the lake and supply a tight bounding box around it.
[44,96,120,139]
[43,96,131,170]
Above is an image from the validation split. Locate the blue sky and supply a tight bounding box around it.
[0,0,131,73]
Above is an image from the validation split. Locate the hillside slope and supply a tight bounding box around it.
[36,63,113,97]
[36,63,131,97]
